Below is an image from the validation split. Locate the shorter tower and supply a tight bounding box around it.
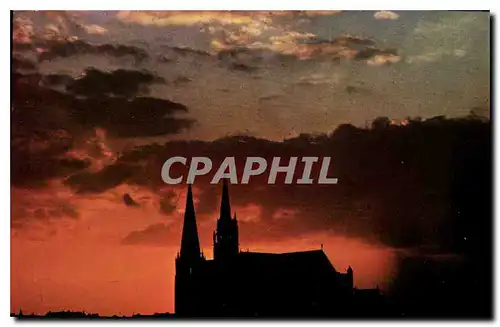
[213,179,239,261]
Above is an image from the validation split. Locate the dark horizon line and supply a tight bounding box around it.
[10,311,492,321]
[11,311,174,319]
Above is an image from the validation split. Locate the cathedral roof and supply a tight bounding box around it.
[203,249,339,277]
[237,249,338,274]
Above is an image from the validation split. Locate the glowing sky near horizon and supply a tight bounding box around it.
[11,10,489,315]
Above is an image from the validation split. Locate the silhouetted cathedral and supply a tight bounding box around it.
[175,181,366,317]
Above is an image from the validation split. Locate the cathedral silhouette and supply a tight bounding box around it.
[175,180,379,318]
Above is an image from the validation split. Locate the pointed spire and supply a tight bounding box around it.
[220,178,231,220]
[180,184,201,259]
[185,183,195,216]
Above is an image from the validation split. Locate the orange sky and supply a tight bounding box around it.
[12,10,490,316]
[11,182,396,315]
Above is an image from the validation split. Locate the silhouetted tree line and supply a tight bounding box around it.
[11,309,174,320]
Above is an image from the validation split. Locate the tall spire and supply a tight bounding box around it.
[179,184,201,259]
[219,179,232,220]
[214,179,239,260]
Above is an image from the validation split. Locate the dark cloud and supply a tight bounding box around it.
[217,48,283,73]
[11,70,91,187]
[66,68,165,97]
[64,163,137,194]
[58,68,195,138]
[59,68,194,137]
[354,47,398,60]
[122,223,178,247]
[217,47,275,63]
[12,71,75,134]
[12,67,194,141]
[300,35,376,47]
[12,55,37,71]
[11,64,195,192]
[42,73,74,87]
[169,46,211,57]
[154,45,215,66]
[12,42,34,52]
[37,40,149,63]
[11,128,90,188]
[229,62,258,73]
[71,96,194,137]
[65,116,490,259]
[123,193,140,207]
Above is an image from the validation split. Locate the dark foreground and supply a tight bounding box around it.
[11,311,175,319]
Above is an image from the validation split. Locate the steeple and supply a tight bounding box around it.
[220,178,231,220]
[175,184,204,317]
[213,179,239,260]
[179,184,201,260]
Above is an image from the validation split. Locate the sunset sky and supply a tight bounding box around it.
[11,10,490,315]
